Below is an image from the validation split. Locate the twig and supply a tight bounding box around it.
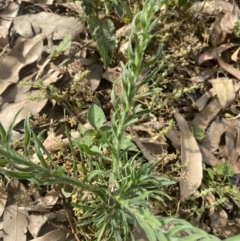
[59,194,81,241]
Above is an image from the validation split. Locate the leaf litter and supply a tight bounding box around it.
[2,0,240,240]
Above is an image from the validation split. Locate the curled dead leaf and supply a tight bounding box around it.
[198,43,237,65]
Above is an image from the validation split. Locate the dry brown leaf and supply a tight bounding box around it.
[28,213,56,238]
[210,206,228,231]
[0,33,44,95]
[0,84,31,108]
[193,88,216,111]
[210,15,225,46]
[231,46,240,61]
[220,119,240,173]
[20,191,59,212]
[13,12,85,45]
[22,0,54,3]
[199,145,221,166]
[3,204,28,241]
[165,129,219,167]
[87,61,103,91]
[217,51,240,81]
[234,120,240,155]
[198,43,237,65]
[0,186,7,217]
[6,179,27,204]
[35,190,59,207]
[79,57,97,66]
[58,0,85,15]
[222,119,237,161]
[130,126,158,162]
[102,67,121,83]
[209,2,239,44]
[0,0,21,46]
[190,1,233,14]
[140,138,168,156]
[192,98,221,132]
[0,90,47,131]
[190,68,217,82]
[54,209,70,223]
[209,78,235,109]
[220,1,239,34]
[201,119,226,153]
[0,221,3,239]
[165,129,180,151]
[174,112,202,200]
[42,69,63,86]
[192,83,240,112]
[29,229,66,241]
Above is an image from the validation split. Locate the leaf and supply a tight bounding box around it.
[14,12,84,41]
[220,119,240,173]
[201,119,226,153]
[198,43,237,65]
[29,229,66,241]
[0,186,7,217]
[27,214,52,238]
[216,50,240,81]
[35,190,59,207]
[230,1,239,26]
[3,204,28,241]
[88,104,106,129]
[174,112,203,200]
[24,113,31,156]
[192,98,222,132]
[209,78,235,109]
[0,33,44,95]
[88,16,116,68]
[0,90,47,132]
[178,0,189,6]
[199,145,221,167]
[84,170,106,182]
[87,61,103,91]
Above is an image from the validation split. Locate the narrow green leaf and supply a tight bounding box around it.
[32,131,55,167]
[0,159,7,165]
[24,113,31,156]
[84,170,105,182]
[97,221,108,241]
[0,167,35,179]
[32,132,49,169]
[138,222,157,241]
[5,108,23,144]
[0,123,6,144]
